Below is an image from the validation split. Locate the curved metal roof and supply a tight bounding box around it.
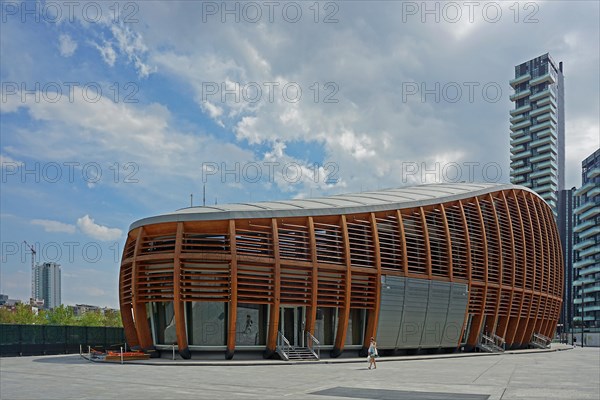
[129,183,541,230]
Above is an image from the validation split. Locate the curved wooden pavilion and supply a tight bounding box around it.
[119,183,563,359]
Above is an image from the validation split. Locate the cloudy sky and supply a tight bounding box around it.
[1,0,598,307]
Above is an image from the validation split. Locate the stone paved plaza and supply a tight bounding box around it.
[1,346,598,399]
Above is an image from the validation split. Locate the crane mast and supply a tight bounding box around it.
[23,241,36,302]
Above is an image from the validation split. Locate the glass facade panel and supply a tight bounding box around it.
[186,302,226,346]
[345,309,366,345]
[151,301,177,345]
[314,307,337,345]
[236,303,267,346]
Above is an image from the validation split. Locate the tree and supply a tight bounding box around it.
[78,310,104,327]
[102,309,123,327]
[46,305,75,325]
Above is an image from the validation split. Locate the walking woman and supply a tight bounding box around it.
[368,337,378,369]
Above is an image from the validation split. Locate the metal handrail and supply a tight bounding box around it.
[277,331,291,361]
[531,332,551,348]
[490,333,506,350]
[305,330,320,360]
[479,332,504,352]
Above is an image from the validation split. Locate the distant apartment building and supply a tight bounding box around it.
[509,53,565,213]
[558,188,577,333]
[573,148,600,330]
[32,262,61,309]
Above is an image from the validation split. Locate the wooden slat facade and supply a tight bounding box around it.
[119,187,563,358]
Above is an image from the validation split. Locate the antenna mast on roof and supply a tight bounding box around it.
[203,184,206,207]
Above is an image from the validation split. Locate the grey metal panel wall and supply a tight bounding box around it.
[441,283,469,347]
[397,278,429,349]
[420,281,451,348]
[375,276,405,348]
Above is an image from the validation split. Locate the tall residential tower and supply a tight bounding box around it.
[509,53,565,212]
[573,149,600,331]
[33,262,61,309]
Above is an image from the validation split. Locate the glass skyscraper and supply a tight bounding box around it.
[509,53,565,213]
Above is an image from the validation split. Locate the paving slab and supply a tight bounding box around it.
[1,344,597,400]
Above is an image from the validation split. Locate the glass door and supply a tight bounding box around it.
[279,306,305,346]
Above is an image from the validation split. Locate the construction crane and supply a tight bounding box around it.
[23,241,36,302]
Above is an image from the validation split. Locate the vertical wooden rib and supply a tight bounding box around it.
[363,213,382,349]
[266,218,281,354]
[420,207,433,279]
[131,226,153,349]
[457,200,472,346]
[396,210,409,276]
[226,219,238,359]
[173,222,190,358]
[440,204,453,281]
[305,217,318,335]
[488,193,503,334]
[506,190,527,347]
[467,197,488,347]
[535,198,550,336]
[120,233,140,348]
[497,191,515,340]
[516,192,536,346]
[523,194,544,343]
[333,215,351,357]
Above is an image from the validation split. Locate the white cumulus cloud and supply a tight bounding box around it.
[58,34,77,57]
[76,215,122,241]
[31,219,76,234]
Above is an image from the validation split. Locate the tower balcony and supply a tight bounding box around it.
[574,237,597,252]
[536,128,557,140]
[575,220,596,233]
[575,181,596,196]
[510,120,532,131]
[530,72,556,86]
[530,152,557,164]
[509,73,531,87]
[510,89,531,102]
[579,245,600,259]
[509,104,532,116]
[574,200,596,216]
[579,225,600,240]
[529,120,556,133]
[530,89,555,102]
[510,129,528,139]
[530,104,555,117]
[530,136,553,149]
[574,258,597,270]
[536,96,557,108]
[510,175,527,184]
[530,167,555,180]
[577,205,600,220]
[510,114,527,124]
[510,135,531,146]
[510,150,532,161]
[587,167,600,179]
[536,112,557,124]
